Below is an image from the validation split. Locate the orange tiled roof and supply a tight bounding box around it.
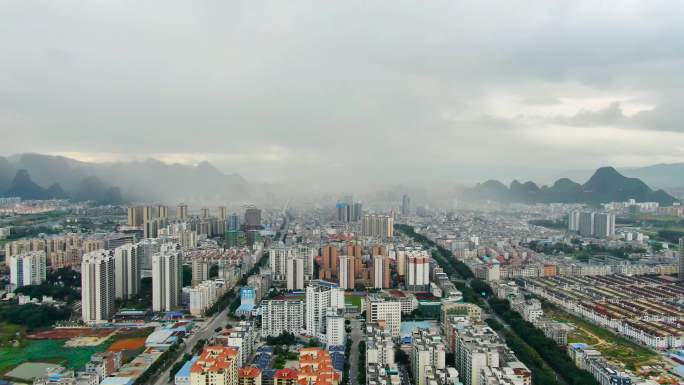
[191,346,239,374]
[274,368,299,380]
[239,366,262,379]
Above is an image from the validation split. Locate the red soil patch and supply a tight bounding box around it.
[108,338,146,351]
[27,328,112,340]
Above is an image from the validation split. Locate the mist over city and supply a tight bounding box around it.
[2,2,684,385]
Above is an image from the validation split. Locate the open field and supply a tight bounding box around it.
[27,328,112,340]
[0,339,109,375]
[108,338,146,352]
[0,323,25,348]
[344,294,362,308]
[0,327,153,376]
[5,362,62,382]
[544,304,658,370]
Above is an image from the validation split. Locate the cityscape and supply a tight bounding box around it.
[2,2,684,385]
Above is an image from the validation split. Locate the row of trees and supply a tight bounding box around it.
[357,340,366,385]
[134,339,182,385]
[0,303,71,329]
[397,223,600,385]
[488,296,600,385]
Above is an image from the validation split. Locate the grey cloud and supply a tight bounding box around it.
[554,101,627,126]
[0,0,684,185]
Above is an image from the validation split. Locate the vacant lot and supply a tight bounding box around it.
[544,304,658,370]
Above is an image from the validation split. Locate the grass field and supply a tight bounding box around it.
[0,339,110,375]
[345,295,362,308]
[544,304,657,370]
[0,324,25,348]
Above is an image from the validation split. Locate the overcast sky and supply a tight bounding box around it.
[1,0,683,185]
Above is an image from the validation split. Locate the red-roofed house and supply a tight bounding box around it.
[190,346,239,385]
[238,366,262,385]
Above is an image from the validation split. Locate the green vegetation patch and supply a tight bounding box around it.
[544,304,657,370]
[345,295,362,308]
[0,339,109,374]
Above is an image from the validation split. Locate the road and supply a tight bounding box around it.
[153,299,234,385]
[348,319,362,385]
[153,211,289,385]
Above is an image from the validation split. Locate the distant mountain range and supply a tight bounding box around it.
[462,167,678,205]
[0,153,251,204]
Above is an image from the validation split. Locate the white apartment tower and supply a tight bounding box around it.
[305,280,345,341]
[366,295,402,337]
[407,253,430,291]
[286,256,305,291]
[152,244,182,312]
[325,309,346,347]
[81,251,115,324]
[338,255,354,290]
[578,212,595,237]
[114,244,140,300]
[373,255,386,289]
[9,251,47,289]
[261,299,305,337]
[568,211,580,232]
[594,213,616,238]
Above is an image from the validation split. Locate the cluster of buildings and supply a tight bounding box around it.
[568,211,616,238]
[523,274,684,350]
[567,343,633,385]
[261,280,346,347]
[175,344,342,385]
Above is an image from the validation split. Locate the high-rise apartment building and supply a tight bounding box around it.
[228,213,240,231]
[578,212,595,237]
[366,324,395,368]
[9,251,47,289]
[127,206,145,226]
[199,208,209,219]
[113,244,140,300]
[217,206,227,220]
[157,205,168,219]
[269,243,292,282]
[346,243,362,258]
[244,206,262,228]
[261,299,305,337]
[325,308,345,347]
[407,252,430,291]
[338,255,355,290]
[351,202,363,222]
[366,295,402,337]
[305,280,345,342]
[286,256,305,291]
[152,244,182,312]
[568,211,580,232]
[411,330,446,385]
[82,250,115,324]
[177,203,188,220]
[373,255,390,289]
[401,194,411,216]
[594,213,616,238]
[336,202,350,223]
[396,248,406,277]
[192,259,210,286]
[320,244,339,277]
[361,214,394,238]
